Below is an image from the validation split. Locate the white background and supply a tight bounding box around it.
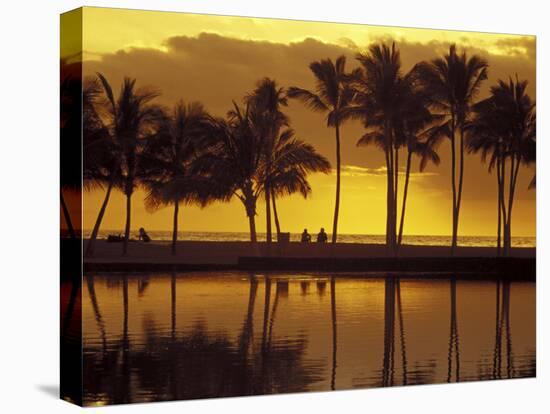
[0,0,547,412]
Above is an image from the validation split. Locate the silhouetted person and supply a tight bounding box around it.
[317,228,328,243]
[301,229,311,243]
[138,227,151,242]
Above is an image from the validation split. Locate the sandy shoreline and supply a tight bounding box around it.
[83,239,535,264]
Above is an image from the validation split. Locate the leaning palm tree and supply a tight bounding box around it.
[245,78,289,243]
[96,73,163,255]
[264,128,331,237]
[83,77,122,257]
[416,45,488,255]
[288,56,354,243]
[140,101,218,255]
[468,77,535,256]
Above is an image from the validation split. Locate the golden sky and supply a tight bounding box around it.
[67,7,536,237]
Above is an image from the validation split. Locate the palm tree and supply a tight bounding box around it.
[263,128,331,239]
[140,101,217,255]
[60,59,83,239]
[417,45,488,255]
[204,104,265,242]
[205,100,330,243]
[468,77,535,255]
[346,43,421,252]
[83,77,122,257]
[394,84,441,246]
[245,78,289,243]
[288,56,354,243]
[96,73,163,255]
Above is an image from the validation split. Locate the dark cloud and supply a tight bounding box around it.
[84,33,535,204]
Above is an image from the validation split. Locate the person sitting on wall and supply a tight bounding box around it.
[301,228,311,243]
[138,227,151,242]
[316,228,328,243]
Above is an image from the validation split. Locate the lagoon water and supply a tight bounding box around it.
[80,273,535,406]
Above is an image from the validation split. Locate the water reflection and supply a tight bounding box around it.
[447,277,460,383]
[82,273,535,405]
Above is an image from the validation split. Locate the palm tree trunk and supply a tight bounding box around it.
[60,190,76,239]
[504,155,521,256]
[248,214,257,243]
[122,192,132,256]
[450,118,458,255]
[272,190,281,238]
[454,128,466,252]
[171,201,179,255]
[496,154,502,256]
[85,178,114,257]
[398,150,412,247]
[393,146,399,254]
[332,122,341,244]
[265,183,272,243]
[384,146,392,247]
[385,122,396,251]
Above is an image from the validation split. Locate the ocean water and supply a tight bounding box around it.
[84,230,536,248]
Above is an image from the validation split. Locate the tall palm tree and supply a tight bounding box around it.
[140,101,217,255]
[394,84,441,246]
[347,43,424,252]
[288,56,354,243]
[246,78,289,243]
[96,73,163,255]
[417,45,488,255]
[468,77,535,255]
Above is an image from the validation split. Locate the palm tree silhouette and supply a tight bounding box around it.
[83,77,122,257]
[266,128,331,238]
[205,92,330,243]
[347,43,440,251]
[288,56,354,243]
[468,77,535,255]
[60,59,84,239]
[96,73,163,255]
[141,101,217,255]
[394,84,441,247]
[347,43,413,251]
[204,104,265,243]
[417,45,488,255]
[246,78,289,243]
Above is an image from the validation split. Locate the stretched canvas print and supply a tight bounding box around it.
[60,6,536,406]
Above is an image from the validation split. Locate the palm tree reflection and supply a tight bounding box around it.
[330,277,338,390]
[492,280,514,379]
[380,277,408,387]
[85,275,107,352]
[83,274,324,405]
[447,277,460,383]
